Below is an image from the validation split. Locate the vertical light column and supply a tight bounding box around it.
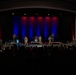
[37,17,42,37]
[51,17,58,37]
[13,16,19,36]
[21,17,27,39]
[29,17,35,41]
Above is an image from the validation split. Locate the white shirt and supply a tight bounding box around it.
[24,37,28,43]
[34,39,38,42]
[48,36,52,42]
[39,36,42,42]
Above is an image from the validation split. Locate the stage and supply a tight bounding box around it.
[2,41,73,48]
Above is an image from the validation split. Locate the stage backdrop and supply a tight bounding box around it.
[13,16,58,42]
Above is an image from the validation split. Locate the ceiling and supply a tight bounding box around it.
[0,0,76,13]
[0,0,76,3]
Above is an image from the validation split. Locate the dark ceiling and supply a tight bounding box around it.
[0,0,76,3]
[0,0,76,13]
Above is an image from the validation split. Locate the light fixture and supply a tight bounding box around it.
[48,14,50,16]
[24,13,26,15]
[12,13,14,15]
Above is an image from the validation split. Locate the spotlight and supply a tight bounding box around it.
[24,13,26,15]
[12,13,14,15]
[48,14,50,16]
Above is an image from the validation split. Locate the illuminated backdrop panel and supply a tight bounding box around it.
[13,16,58,41]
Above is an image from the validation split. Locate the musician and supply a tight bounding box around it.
[24,36,28,45]
[48,35,52,45]
[38,36,42,44]
[51,33,54,42]
[34,36,38,42]
[12,34,17,43]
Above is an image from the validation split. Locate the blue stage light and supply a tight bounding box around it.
[13,16,19,36]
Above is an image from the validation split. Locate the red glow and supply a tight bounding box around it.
[45,17,50,22]
[22,17,27,20]
[38,17,42,21]
[21,17,27,22]
[30,17,35,21]
[52,17,58,20]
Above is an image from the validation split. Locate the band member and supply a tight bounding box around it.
[12,34,17,43]
[38,36,42,44]
[48,35,52,45]
[34,36,38,42]
[51,33,54,42]
[24,36,28,45]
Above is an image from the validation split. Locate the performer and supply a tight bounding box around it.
[38,36,42,44]
[48,35,52,45]
[12,34,17,43]
[51,33,54,42]
[34,36,38,42]
[24,36,28,45]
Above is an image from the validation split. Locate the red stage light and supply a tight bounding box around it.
[38,17,42,21]
[30,17,35,22]
[52,17,58,20]
[22,17,27,20]
[45,17,50,21]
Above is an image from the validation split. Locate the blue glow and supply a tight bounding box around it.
[51,23,57,37]
[37,24,40,37]
[29,23,33,41]
[44,22,48,40]
[21,22,26,39]
[13,16,19,36]
[52,26,56,36]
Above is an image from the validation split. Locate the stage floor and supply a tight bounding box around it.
[1,42,73,50]
[19,42,73,47]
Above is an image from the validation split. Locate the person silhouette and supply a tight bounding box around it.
[24,36,28,45]
[48,35,52,45]
[51,33,54,42]
[38,36,42,44]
